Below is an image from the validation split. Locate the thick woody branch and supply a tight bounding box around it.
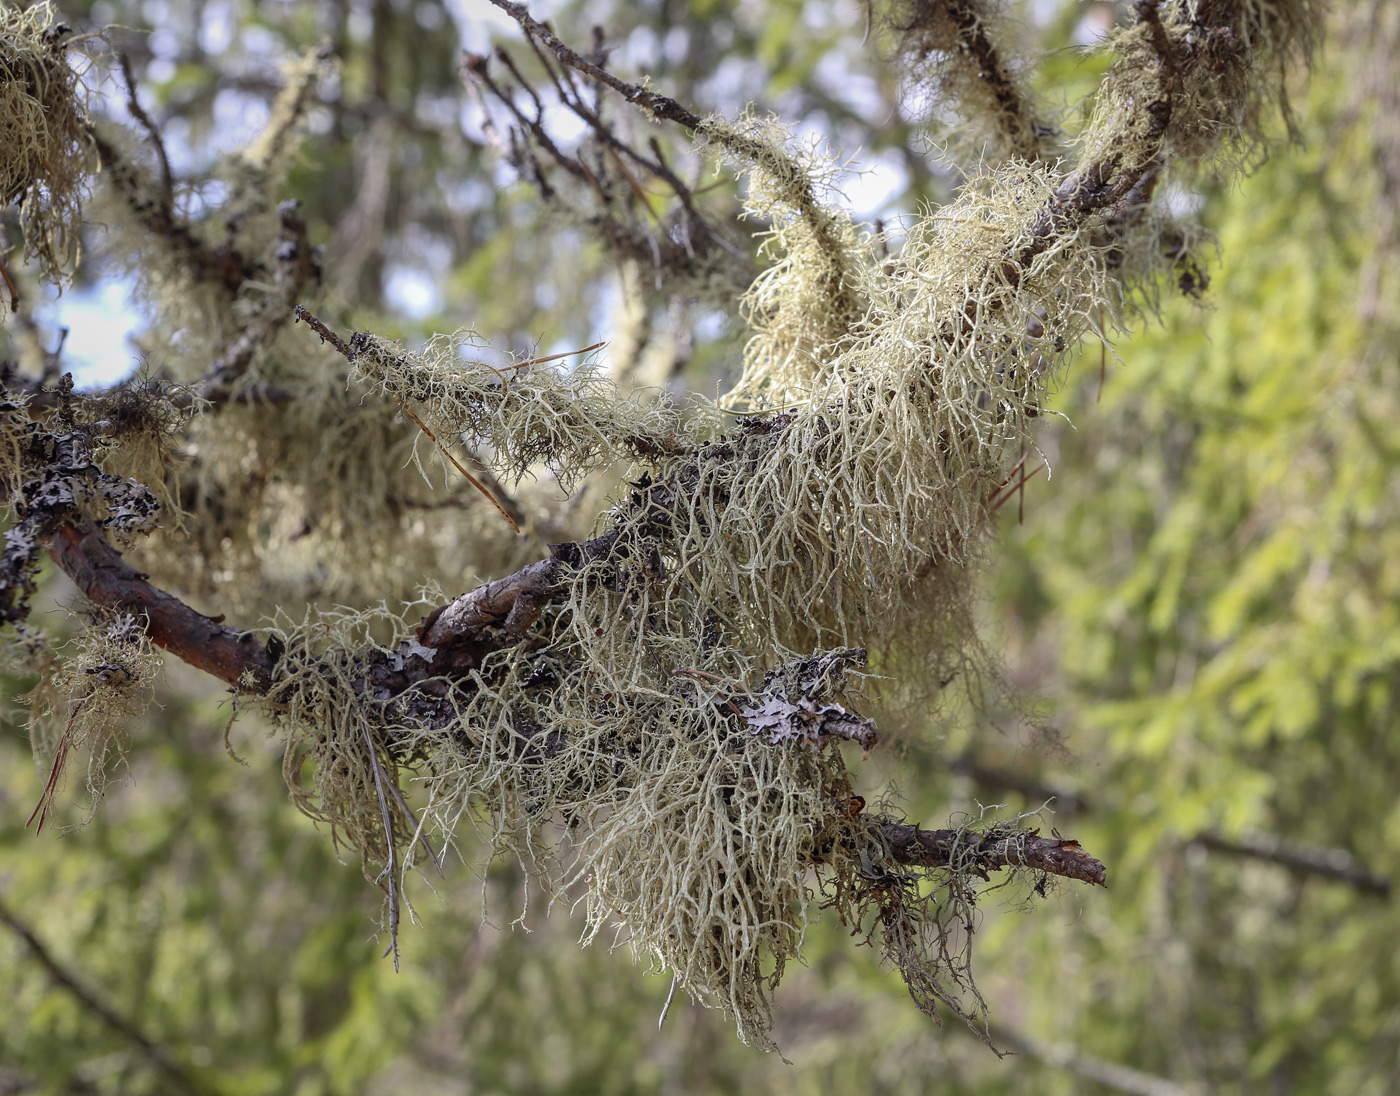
[31,479,1107,891]
[1191,830,1391,899]
[42,521,276,692]
[881,823,1107,886]
[16,405,1090,886]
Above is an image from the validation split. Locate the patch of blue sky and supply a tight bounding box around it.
[38,278,144,388]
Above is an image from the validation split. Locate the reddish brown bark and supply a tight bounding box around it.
[43,522,277,692]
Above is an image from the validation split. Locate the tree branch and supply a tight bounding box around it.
[1191,830,1391,899]
[889,0,1049,162]
[943,0,1046,160]
[42,521,276,692]
[992,1023,1197,1096]
[89,131,259,295]
[946,760,1390,897]
[201,200,319,398]
[485,1,703,129]
[881,823,1107,886]
[32,512,1111,892]
[0,895,213,1096]
[116,51,173,203]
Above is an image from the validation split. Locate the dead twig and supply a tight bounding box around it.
[117,52,173,202]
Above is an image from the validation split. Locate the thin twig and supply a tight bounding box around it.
[292,304,353,357]
[464,46,750,279]
[117,52,173,201]
[0,251,18,312]
[988,462,1044,514]
[486,1,703,129]
[514,339,606,368]
[361,714,402,971]
[397,402,522,534]
[25,692,88,834]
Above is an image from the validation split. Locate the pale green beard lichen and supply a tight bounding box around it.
[699,109,874,404]
[250,592,892,1051]
[1080,0,1319,181]
[0,1,98,292]
[348,329,685,493]
[882,0,1051,163]
[24,612,161,832]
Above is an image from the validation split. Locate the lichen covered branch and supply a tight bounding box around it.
[1,0,1320,1054]
[201,200,319,396]
[882,823,1107,886]
[43,520,277,691]
[90,130,259,294]
[885,0,1051,161]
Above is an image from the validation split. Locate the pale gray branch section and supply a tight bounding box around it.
[994,1025,1201,1096]
[1192,830,1391,899]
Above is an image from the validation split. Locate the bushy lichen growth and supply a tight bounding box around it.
[349,329,685,492]
[229,2,1316,1045]
[85,50,509,614]
[254,596,915,1049]
[259,601,424,870]
[883,0,1050,163]
[1080,0,1319,181]
[87,374,201,530]
[24,611,161,832]
[0,1,97,291]
[698,110,874,402]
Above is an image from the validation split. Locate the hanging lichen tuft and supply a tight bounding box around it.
[0,1,98,291]
[24,611,162,832]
